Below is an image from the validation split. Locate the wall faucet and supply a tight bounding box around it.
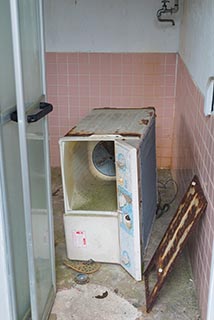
[157,0,179,26]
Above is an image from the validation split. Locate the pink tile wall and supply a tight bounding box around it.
[172,56,214,320]
[46,53,177,167]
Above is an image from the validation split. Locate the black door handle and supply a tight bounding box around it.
[10,102,53,123]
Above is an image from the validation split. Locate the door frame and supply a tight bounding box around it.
[9,0,56,318]
[0,158,14,320]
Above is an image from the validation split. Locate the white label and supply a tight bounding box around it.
[72,231,87,248]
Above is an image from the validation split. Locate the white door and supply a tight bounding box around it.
[3,0,56,319]
[115,140,142,281]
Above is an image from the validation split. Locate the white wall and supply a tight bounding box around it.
[179,0,214,94]
[44,0,182,53]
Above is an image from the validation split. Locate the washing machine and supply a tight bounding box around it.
[59,107,157,281]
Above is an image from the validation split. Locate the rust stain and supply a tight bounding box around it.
[144,175,207,313]
[66,129,94,137]
[94,106,155,112]
[66,130,141,137]
[120,132,141,137]
[139,119,149,125]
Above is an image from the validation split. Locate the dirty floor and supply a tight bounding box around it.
[50,169,200,320]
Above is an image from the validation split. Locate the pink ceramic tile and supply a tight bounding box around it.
[165,53,177,64]
[58,63,68,75]
[69,86,79,96]
[132,63,144,75]
[70,107,80,118]
[78,53,89,64]
[79,75,90,86]
[79,86,90,96]
[68,63,78,74]
[47,85,57,96]
[46,63,57,75]
[111,62,122,75]
[132,86,144,96]
[47,95,58,106]
[165,64,176,75]
[56,53,68,63]
[68,74,78,86]
[100,86,111,96]
[89,53,100,64]
[90,75,100,86]
[165,75,176,87]
[112,86,122,96]
[133,75,144,86]
[79,96,90,106]
[57,75,68,85]
[109,96,120,107]
[57,96,69,107]
[68,53,78,63]
[46,52,177,169]
[90,85,99,97]
[89,62,100,74]
[100,75,111,86]
[111,75,122,86]
[46,53,57,63]
[122,53,133,64]
[143,53,165,64]
[164,85,175,97]
[131,96,144,106]
[58,86,69,96]
[123,75,133,86]
[47,74,58,85]
[142,85,154,96]
[120,96,132,107]
[79,63,90,74]
[171,55,214,320]
[90,97,100,107]
[123,64,133,74]
[122,86,133,96]
[100,96,111,106]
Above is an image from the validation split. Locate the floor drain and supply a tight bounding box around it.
[74,273,89,285]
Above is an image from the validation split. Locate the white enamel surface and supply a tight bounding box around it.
[115,140,141,281]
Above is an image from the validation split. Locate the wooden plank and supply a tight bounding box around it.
[144,175,207,312]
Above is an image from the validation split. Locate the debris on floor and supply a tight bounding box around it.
[94,291,108,299]
[64,258,101,274]
[51,284,142,320]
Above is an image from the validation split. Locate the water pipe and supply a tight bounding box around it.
[157,0,179,26]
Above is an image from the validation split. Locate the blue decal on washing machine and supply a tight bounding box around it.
[117,153,126,171]
[118,185,134,236]
[121,250,131,268]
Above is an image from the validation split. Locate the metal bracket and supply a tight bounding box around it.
[144,175,207,312]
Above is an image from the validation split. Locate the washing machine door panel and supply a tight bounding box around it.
[115,140,142,281]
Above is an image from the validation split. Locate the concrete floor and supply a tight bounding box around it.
[50,169,200,320]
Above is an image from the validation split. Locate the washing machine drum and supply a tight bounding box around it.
[88,141,116,180]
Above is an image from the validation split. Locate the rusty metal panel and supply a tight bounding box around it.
[65,107,155,137]
[144,175,207,313]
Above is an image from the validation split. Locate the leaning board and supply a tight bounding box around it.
[144,175,207,312]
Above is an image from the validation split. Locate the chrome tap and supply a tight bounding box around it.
[157,0,179,26]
